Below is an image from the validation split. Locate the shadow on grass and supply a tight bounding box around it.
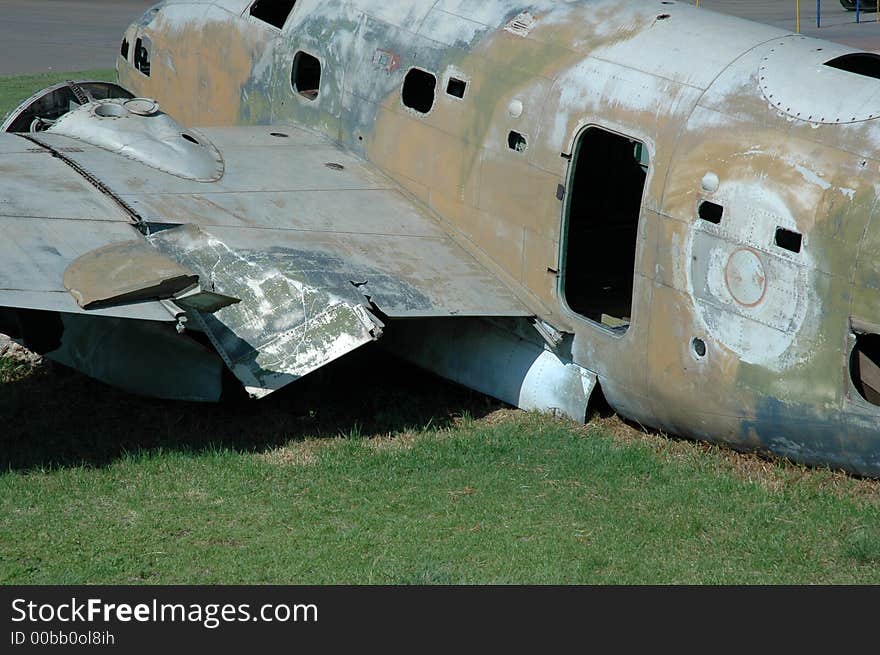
[0,344,502,472]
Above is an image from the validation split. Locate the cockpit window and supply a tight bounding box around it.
[134,36,151,77]
[825,53,880,80]
[249,0,297,29]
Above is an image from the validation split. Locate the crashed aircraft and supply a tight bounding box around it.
[2,0,880,475]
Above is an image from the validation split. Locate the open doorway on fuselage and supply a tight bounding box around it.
[561,126,649,333]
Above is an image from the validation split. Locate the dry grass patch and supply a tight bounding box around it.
[365,431,419,453]
[468,409,880,503]
[257,439,324,467]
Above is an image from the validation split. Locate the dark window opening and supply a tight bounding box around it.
[698,200,723,224]
[562,127,649,331]
[402,68,436,114]
[775,227,802,253]
[292,51,321,100]
[508,131,527,152]
[120,38,129,61]
[851,332,880,405]
[134,36,151,76]
[446,77,467,98]
[249,0,297,29]
[825,53,880,80]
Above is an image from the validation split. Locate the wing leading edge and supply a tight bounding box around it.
[1,106,531,400]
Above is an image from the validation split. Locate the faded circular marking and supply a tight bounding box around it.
[724,248,767,307]
[685,182,814,369]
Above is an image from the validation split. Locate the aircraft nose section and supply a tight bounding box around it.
[118,2,162,81]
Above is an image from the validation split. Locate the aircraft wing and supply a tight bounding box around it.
[1,113,529,398]
[0,133,176,322]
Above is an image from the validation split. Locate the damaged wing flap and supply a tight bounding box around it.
[63,239,199,309]
[64,225,381,399]
[149,224,384,398]
[223,302,383,399]
[63,238,241,314]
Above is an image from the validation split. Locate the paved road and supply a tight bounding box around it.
[692,0,880,50]
[0,0,877,77]
[0,0,155,76]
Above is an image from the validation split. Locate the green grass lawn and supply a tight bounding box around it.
[3,345,880,585]
[2,71,880,584]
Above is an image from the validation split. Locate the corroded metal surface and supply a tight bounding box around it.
[64,239,197,308]
[4,0,880,473]
[0,132,172,322]
[149,223,384,397]
[46,99,224,181]
[388,317,597,422]
[31,125,531,318]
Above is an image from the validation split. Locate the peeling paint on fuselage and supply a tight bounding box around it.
[116,0,880,475]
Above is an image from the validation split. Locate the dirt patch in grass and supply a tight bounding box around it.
[365,431,419,453]
[258,439,324,467]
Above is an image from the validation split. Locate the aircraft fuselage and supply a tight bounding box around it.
[114,0,880,474]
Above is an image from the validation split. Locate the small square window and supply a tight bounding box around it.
[698,201,723,224]
[446,77,467,99]
[775,227,802,253]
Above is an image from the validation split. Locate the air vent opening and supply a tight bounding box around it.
[775,227,802,253]
[698,200,723,224]
[825,53,880,80]
[446,77,467,99]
